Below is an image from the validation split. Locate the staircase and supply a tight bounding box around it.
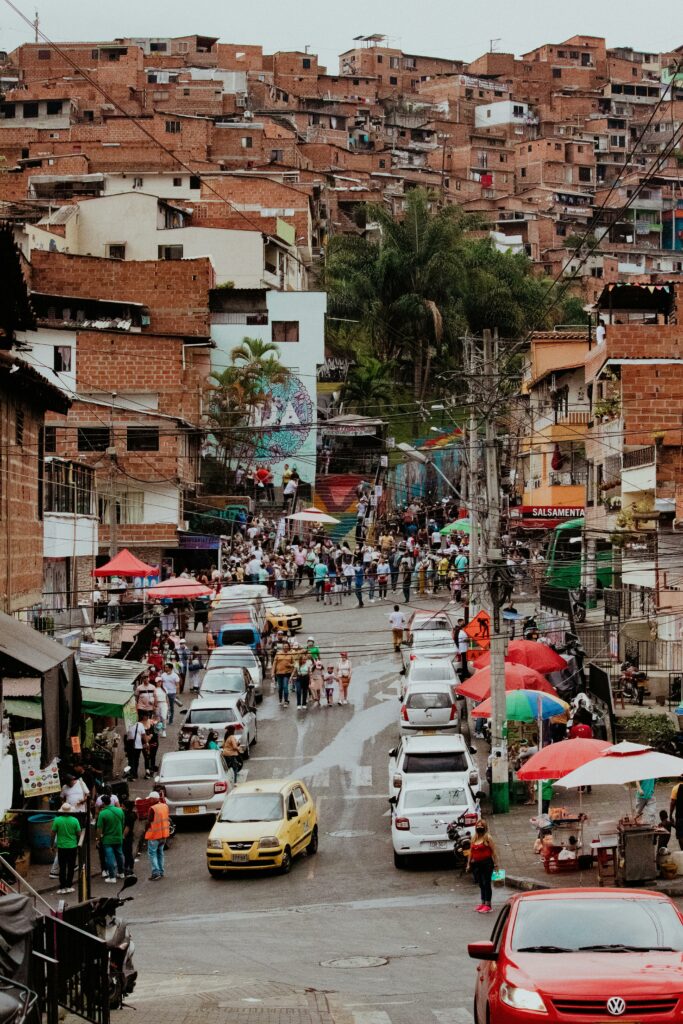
[313,473,364,543]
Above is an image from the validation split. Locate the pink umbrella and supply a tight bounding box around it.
[458,663,556,702]
[146,577,212,599]
[516,738,612,781]
[472,639,566,674]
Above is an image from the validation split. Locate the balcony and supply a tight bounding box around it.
[622,446,656,495]
[622,445,655,470]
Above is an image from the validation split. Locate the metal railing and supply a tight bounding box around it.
[622,445,656,470]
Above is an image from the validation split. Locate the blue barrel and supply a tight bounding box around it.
[28,813,56,864]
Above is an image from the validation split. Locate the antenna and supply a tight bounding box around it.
[490,37,501,53]
[33,9,39,44]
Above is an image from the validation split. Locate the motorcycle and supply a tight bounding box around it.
[0,976,38,1024]
[77,875,137,1009]
[445,812,478,869]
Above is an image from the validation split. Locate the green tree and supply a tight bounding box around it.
[342,356,397,415]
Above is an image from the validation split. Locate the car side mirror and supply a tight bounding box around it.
[288,809,298,820]
[468,941,498,961]
[388,747,397,758]
[388,796,397,806]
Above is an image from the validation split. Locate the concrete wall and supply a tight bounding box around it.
[43,512,99,558]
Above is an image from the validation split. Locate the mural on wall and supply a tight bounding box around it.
[250,372,314,465]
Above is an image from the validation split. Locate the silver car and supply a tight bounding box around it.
[206,646,264,702]
[157,749,233,820]
[179,695,257,755]
[198,666,256,710]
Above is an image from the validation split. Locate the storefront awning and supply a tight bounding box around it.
[4,699,42,721]
[5,690,136,721]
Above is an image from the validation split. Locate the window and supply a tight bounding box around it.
[43,426,56,453]
[570,50,579,59]
[133,176,143,188]
[173,176,182,186]
[46,100,62,115]
[558,50,567,58]
[1,103,15,119]
[165,120,181,134]
[579,166,592,182]
[377,55,383,64]
[552,68,562,79]
[379,158,386,168]
[127,426,159,452]
[23,102,39,118]
[520,167,527,177]
[106,243,126,260]
[389,76,398,85]
[390,56,400,69]
[38,49,51,60]
[241,136,253,148]
[183,88,190,96]
[513,104,524,117]
[189,175,201,189]
[272,321,299,343]
[91,49,99,59]
[53,346,72,373]
[271,148,284,162]
[158,245,183,260]
[149,41,168,52]
[302,57,311,69]
[83,110,94,122]
[15,408,24,447]
[98,491,144,525]
[77,427,110,452]
[555,143,562,150]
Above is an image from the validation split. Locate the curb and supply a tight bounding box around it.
[504,873,683,896]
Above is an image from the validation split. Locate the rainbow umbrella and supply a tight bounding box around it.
[471,689,568,722]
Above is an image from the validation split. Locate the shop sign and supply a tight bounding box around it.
[510,506,584,520]
[14,728,61,797]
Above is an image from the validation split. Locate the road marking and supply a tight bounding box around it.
[351,1013,393,1024]
[237,768,248,782]
[351,765,372,787]
[310,769,330,788]
[433,1009,473,1024]
[248,755,304,760]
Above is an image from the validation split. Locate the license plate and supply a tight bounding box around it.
[426,840,448,849]
[231,853,249,863]
[181,805,200,815]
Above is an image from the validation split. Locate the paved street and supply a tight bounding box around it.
[118,593,491,1024]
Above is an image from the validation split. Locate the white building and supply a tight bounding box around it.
[210,289,326,486]
[475,100,533,129]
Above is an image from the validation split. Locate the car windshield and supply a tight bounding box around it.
[219,792,284,822]
[211,653,257,667]
[403,752,468,773]
[410,665,454,682]
[186,707,236,725]
[403,787,467,809]
[201,672,244,693]
[161,757,217,779]
[219,629,256,646]
[512,898,683,952]
[414,618,449,631]
[406,692,451,710]
[413,635,454,649]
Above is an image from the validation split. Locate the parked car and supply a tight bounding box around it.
[407,610,452,644]
[388,734,481,795]
[400,657,459,699]
[210,590,268,635]
[261,595,302,634]
[469,888,683,1023]
[198,666,255,710]
[156,749,233,820]
[206,645,264,702]
[390,776,479,869]
[407,629,458,663]
[179,695,257,755]
[206,779,318,876]
[399,681,460,735]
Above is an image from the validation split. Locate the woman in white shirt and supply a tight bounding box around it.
[154,681,169,737]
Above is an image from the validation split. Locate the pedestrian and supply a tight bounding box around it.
[187,646,204,692]
[390,548,402,593]
[125,719,146,780]
[376,557,390,600]
[636,778,657,824]
[314,559,328,602]
[176,639,189,693]
[221,729,243,781]
[154,677,169,738]
[467,819,499,914]
[205,730,219,750]
[51,802,81,894]
[456,619,470,679]
[353,562,365,608]
[323,664,336,706]
[135,674,157,720]
[143,720,159,778]
[159,661,180,727]
[96,793,126,883]
[333,570,344,605]
[400,553,413,604]
[388,605,406,653]
[291,649,312,710]
[145,791,170,880]
[539,778,556,816]
[336,651,352,705]
[122,799,138,875]
[309,660,324,705]
[367,561,377,602]
[272,642,294,707]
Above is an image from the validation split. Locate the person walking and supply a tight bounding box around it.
[400,552,413,604]
[51,802,81,894]
[353,562,365,608]
[187,646,204,693]
[388,605,406,653]
[309,660,324,706]
[122,800,138,876]
[323,664,336,705]
[135,674,157,721]
[291,648,312,710]
[636,778,657,824]
[456,619,471,679]
[467,819,499,913]
[222,729,243,781]
[314,560,328,602]
[376,557,390,601]
[125,719,146,780]
[154,677,169,738]
[145,792,170,881]
[336,652,352,705]
[273,642,294,707]
[96,793,126,883]
[390,548,402,593]
[160,661,180,726]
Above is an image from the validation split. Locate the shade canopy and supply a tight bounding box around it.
[441,518,477,536]
[93,548,157,578]
[286,506,340,524]
[458,663,555,702]
[471,689,569,722]
[517,737,612,781]
[557,741,683,789]
[473,639,566,674]
[146,577,212,599]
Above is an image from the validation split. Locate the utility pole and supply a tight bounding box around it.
[107,394,118,558]
[466,335,480,616]
[483,328,509,814]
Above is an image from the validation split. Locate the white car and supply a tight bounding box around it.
[408,629,458,663]
[180,694,257,755]
[400,681,460,735]
[401,657,459,699]
[407,610,452,643]
[390,776,479,869]
[388,734,481,795]
[206,646,263,701]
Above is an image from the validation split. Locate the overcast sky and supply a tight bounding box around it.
[2,0,681,64]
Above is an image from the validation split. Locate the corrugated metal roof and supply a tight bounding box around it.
[78,658,146,692]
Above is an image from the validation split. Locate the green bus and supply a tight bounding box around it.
[544,517,613,591]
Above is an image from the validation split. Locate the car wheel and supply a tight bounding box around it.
[256,694,263,704]
[473,998,479,1024]
[208,868,225,879]
[279,846,292,874]
[307,827,318,856]
[393,852,408,870]
[242,740,250,760]
[251,724,257,746]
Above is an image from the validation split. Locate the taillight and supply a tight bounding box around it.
[214,781,228,793]
[449,704,458,721]
[395,817,410,831]
[231,723,244,731]
[392,774,403,788]
[401,704,409,721]
[463,812,478,825]
[409,654,416,661]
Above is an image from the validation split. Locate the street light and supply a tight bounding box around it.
[397,442,461,499]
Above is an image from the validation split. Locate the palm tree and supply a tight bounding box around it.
[342,356,396,415]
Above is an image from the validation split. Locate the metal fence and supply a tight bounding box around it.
[32,913,110,1024]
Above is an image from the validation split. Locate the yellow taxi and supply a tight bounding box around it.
[265,600,302,634]
[206,779,317,876]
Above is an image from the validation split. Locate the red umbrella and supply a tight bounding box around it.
[93,548,157,577]
[146,577,212,599]
[516,738,612,781]
[458,663,556,702]
[471,639,566,674]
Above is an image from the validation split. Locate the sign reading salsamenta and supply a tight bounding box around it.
[510,506,584,519]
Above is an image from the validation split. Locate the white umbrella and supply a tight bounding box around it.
[286,506,340,524]
[556,741,683,789]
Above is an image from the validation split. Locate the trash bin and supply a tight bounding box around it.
[27,813,55,864]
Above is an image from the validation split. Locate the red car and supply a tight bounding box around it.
[468,888,683,1022]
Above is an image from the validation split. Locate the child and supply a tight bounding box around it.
[323,665,336,706]
[323,577,333,606]
[334,573,344,606]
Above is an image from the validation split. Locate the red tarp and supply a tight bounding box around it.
[92,548,157,578]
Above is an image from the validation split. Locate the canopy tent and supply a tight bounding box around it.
[458,663,555,702]
[146,577,212,600]
[92,548,157,578]
[6,658,146,722]
[473,639,566,674]
[286,507,340,524]
[441,518,477,536]
[557,741,683,789]
[516,738,612,781]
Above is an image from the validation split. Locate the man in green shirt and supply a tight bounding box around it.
[51,802,81,894]
[96,794,125,883]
